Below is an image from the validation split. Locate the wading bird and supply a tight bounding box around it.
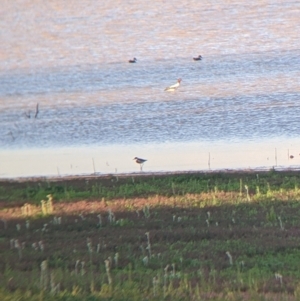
[193,55,202,61]
[164,78,182,92]
[133,157,147,171]
[128,58,137,63]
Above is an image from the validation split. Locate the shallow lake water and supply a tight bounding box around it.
[1,0,300,178]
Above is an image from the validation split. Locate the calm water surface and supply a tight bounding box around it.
[1,0,300,177]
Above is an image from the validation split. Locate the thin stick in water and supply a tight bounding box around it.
[92,158,96,174]
[35,103,39,118]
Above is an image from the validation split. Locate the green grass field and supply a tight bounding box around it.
[1,170,300,300]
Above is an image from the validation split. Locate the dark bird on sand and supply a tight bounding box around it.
[133,157,147,164]
[133,157,147,171]
[193,55,202,61]
[128,58,137,63]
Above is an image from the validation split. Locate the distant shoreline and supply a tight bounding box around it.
[1,166,300,184]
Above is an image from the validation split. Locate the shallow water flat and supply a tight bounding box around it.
[0,0,300,177]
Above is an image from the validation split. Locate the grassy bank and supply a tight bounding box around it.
[1,170,300,300]
[1,169,300,203]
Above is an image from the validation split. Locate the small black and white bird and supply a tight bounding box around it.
[193,55,202,61]
[128,58,137,63]
[133,157,147,171]
[164,78,182,92]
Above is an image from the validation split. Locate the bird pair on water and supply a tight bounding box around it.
[128,55,202,63]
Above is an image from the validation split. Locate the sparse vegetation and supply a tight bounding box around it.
[1,170,300,300]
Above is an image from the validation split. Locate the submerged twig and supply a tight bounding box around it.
[25,111,31,118]
[9,131,15,141]
[35,103,39,118]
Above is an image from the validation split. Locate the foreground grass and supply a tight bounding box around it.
[1,170,300,300]
[1,169,300,204]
